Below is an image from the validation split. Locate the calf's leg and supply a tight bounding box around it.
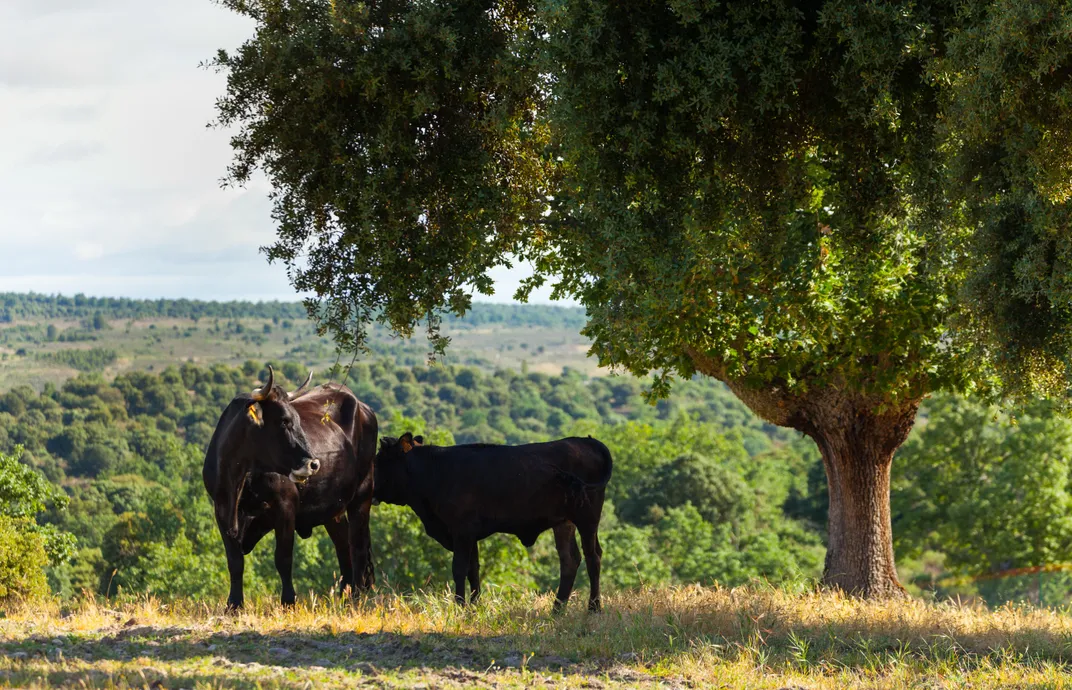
[552,523,582,613]
[347,497,375,590]
[467,543,481,605]
[325,517,355,593]
[451,538,475,606]
[274,522,297,607]
[578,526,603,612]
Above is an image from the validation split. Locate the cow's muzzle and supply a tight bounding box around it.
[289,458,321,484]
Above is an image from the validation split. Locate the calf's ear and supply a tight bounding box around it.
[399,432,414,453]
[413,435,424,446]
[247,403,264,427]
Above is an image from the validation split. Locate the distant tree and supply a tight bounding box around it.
[455,369,481,390]
[71,444,119,477]
[626,453,755,532]
[215,0,1072,597]
[280,361,306,385]
[45,324,57,342]
[893,395,1072,577]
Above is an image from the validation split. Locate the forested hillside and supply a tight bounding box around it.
[1,295,1072,609]
[0,359,828,602]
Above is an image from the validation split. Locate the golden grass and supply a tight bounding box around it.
[3,586,1072,688]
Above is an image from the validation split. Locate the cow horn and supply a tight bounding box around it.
[252,364,275,401]
[289,370,314,399]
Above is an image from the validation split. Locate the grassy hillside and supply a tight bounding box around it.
[3,588,1071,689]
[0,298,600,392]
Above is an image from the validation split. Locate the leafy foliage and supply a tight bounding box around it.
[942,1,1072,398]
[0,446,76,567]
[0,515,49,603]
[893,395,1072,578]
[0,447,75,603]
[211,0,1072,405]
[210,0,553,353]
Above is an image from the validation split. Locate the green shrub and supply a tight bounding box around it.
[0,446,75,602]
[0,515,49,603]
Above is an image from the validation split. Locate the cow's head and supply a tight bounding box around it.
[245,365,321,483]
[221,366,320,538]
[373,432,423,505]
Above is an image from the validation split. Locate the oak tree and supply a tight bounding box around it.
[212,0,1072,597]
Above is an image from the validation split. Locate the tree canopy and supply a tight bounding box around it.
[213,0,1072,399]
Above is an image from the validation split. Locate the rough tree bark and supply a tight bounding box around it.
[798,393,918,598]
[687,347,920,598]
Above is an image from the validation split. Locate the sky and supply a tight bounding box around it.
[0,0,561,305]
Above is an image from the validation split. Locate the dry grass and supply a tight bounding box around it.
[3,586,1072,688]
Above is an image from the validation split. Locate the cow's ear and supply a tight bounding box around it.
[247,403,264,427]
[413,435,424,446]
[399,432,414,453]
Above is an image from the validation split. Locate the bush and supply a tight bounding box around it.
[0,446,76,567]
[0,515,49,603]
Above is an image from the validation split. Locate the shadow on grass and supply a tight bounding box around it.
[1,628,586,675]
[5,589,1072,683]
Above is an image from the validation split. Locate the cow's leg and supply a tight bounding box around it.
[264,474,300,607]
[451,538,475,606]
[347,497,375,591]
[325,516,355,593]
[214,507,247,611]
[552,523,582,614]
[578,525,603,612]
[222,532,245,611]
[467,542,481,605]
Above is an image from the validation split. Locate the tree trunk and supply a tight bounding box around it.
[800,396,919,598]
[814,424,901,597]
[685,349,921,599]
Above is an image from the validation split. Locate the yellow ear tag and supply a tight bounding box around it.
[247,404,263,426]
[400,439,413,453]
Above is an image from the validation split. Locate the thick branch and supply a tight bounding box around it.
[685,345,804,428]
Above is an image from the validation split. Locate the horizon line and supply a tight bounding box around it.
[1,290,585,310]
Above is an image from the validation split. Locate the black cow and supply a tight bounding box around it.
[374,433,613,611]
[202,366,378,609]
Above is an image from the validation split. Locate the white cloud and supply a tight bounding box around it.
[0,0,570,307]
[73,242,105,261]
